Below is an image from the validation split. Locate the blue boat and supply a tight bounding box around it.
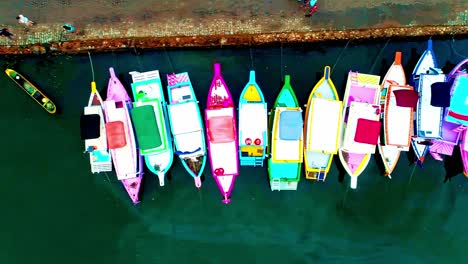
[267,75,304,191]
[411,39,442,167]
[166,72,207,188]
[238,70,268,167]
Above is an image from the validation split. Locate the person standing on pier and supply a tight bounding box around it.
[16,14,36,26]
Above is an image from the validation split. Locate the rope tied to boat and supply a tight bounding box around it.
[87,51,95,81]
[368,38,391,74]
[331,39,351,74]
[163,45,176,74]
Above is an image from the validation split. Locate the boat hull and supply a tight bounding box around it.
[238,70,268,167]
[304,66,342,181]
[268,75,303,191]
[166,72,207,188]
[105,67,142,204]
[5,68,56,114]
[338,71,381,189]
[82,82,112,174]
[205,63,239,203]
[129,70,174,187]
[378,52,408,177]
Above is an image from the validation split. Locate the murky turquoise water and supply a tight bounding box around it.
[0,37,467,264]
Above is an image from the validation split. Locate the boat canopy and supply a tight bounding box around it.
[131,105,162,151]
[208,115,235,144]
[393,89,419,108]
[279,110,303,141]
[354,118,381,145]
[446,75,468,125]
[80,113,100,140]
[106,121,127,149]
[430,81,452,107]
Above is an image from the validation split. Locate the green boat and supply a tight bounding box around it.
[5,69,56,114]
[267,75,304,191]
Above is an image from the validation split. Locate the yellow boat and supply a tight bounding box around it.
[5,68,56,114]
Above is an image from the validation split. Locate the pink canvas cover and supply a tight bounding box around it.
[393,89,419,108]
[354,118,381,145]
[208,116,235,143]
[106,121,127,149]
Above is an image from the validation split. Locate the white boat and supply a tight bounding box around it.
[80,81,112,174]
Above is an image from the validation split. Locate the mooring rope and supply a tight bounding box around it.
[132,46,144,71]
[331,39,351,74]
[368,38,391,74]
[450,36,467,59]
[87,51,95,81]
[163,46,176,74]
[249,41,254,70]
[280,42,284,81]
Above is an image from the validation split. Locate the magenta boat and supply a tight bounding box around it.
[103,67,143,204]
[338,71,381,189]
[204,63,239,204]
[428,59,467,161]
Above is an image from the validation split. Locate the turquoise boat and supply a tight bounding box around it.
[238,70,268,167]
[166,72,207,188]
[129,70,174,187]
[267,75,304,191]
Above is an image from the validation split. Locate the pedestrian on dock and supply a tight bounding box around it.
[304,0,318,17]
[16,14,36,26]
[0,28,15,40]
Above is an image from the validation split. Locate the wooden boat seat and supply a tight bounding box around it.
[106,121,127,149]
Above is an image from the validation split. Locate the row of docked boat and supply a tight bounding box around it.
[78,39,468,205]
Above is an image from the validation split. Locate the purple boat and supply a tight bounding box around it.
[428,59,468,161]
[103,67,144,204]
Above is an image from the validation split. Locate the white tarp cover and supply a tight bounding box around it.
[307,98,342,153]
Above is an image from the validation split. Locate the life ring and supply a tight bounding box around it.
[245,138,252,145]
[214,168,224,176]
[254,138,261,145]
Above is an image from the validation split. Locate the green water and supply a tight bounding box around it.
[0,38,467,264]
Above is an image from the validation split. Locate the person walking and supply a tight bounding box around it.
[16,14,36,26]
[0,28,15,40]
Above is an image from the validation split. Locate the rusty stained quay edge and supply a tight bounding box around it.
[0,25,467,55]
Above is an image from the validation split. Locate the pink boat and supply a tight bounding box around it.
[103,67,143,204]
[204,63,239,204]
[338,71,381,189]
